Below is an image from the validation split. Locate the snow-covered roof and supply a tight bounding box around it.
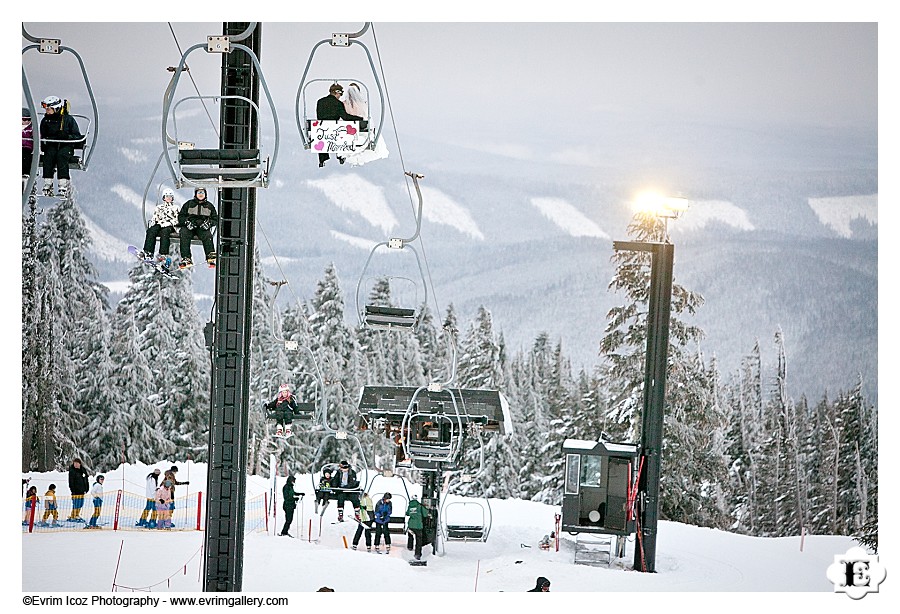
[561,438,640,456]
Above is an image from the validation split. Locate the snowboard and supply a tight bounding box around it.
[128,245,177,279]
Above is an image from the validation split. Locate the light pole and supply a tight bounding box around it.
[613,193,688,573]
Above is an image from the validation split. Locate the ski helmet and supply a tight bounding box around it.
[194,187,207,198]
[41,95,63,111]
[161,187,176,201]
[96,475,105,481]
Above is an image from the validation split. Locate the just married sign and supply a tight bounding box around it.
[309,120,364,153]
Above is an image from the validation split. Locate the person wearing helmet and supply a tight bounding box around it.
[139,187,181,268]
[177,187,218,269]
[38,95,82,198]
[263,383,298,437]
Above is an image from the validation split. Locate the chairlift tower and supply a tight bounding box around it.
[611,240,674,573]
[203,22,262,592]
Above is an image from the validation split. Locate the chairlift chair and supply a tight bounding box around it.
[355,172,430,331]
[161,36,280,190]
[441,498,491,542]
[309,431,370,512]
[295,24,385,155]
[22,27,100,204]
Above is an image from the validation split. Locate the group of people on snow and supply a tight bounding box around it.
[22,459,189,531]
[285,462,432,561]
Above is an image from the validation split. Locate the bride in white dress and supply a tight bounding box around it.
[342,82,389,166]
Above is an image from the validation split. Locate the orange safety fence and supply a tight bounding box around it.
[21,491,268,534]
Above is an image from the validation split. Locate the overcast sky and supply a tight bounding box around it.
[20,20,877,135]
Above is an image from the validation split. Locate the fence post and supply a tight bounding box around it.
[113,490,123,531]
[196,492,203,531]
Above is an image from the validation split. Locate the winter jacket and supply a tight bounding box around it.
[23,122,34,151]
[358,494,374,523]
[318,475,334,491]
[44,489,57,510]
[39,111,82,146]
[149,201,180,228]
[316,94,355,122]
[265,395,298,424]
[164,470,188,497]
[527,576,551,592]
[68,464,89,496]
[374,498,393,525]
[90,480,104,501]
[282,480,300,510]
[156,485,172,506]
[405,499,430,531]
[335,467,359,490]
[178,198,218,231]
[145,473,160,498]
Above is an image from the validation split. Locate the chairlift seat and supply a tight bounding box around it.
[292,402,316,421]
[178,148,262,181]
[446,524,485,540]
[364,305,417,329]
[38,137,88,171]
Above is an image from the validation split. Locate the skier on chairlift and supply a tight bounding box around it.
[139,187,180,269]
[264,383,299,437]
[38,95,82,198]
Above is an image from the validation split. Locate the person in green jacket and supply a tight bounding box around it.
[279,475,301,537]
[406,496,431,560]
[351,491,375,551]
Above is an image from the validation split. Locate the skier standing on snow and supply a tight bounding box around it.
[279,475,301,537]
[140,188,180,264]
[372,492,392,554]
[23,485,39,525]
[137,468,161,528]
[38,95,81,197]
[264,384,299,437]
[177,187,218,268]
[66,458,89,523]
[405,496,431,561]
[86,475,104,528]
[156,479,174,529]
[163,466,189,526]
[40,484,59,527]
[351,491,375,552]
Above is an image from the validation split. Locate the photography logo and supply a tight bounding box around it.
[826,546,886,600]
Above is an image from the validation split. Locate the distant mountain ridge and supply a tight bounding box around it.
[63,104,876,403]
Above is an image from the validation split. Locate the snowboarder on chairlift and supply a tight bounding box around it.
[177,187,218,268]
[264,384,299,437]
[139,187,180,268]
[38,95,82,198]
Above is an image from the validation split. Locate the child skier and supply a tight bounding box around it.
[264,384,299,437]
[86,475,104,529]
[23,485,39,526]
[39,484,59,527]
[155,480,173,529]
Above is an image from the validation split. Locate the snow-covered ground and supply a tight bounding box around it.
[16,461,876,612]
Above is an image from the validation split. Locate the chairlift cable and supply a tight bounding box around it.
[166,22,219,139]
[371,24,446,335]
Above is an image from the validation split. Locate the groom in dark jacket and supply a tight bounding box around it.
[315,83,358,168]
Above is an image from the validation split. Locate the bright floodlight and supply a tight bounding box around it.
[633,191,689,219]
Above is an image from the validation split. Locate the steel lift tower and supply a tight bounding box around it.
[203,22,262,592]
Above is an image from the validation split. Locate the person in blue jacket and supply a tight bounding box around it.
[373,492,393,554]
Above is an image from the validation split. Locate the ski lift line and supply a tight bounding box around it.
[22,44,100,172]
[166,23,219,139]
